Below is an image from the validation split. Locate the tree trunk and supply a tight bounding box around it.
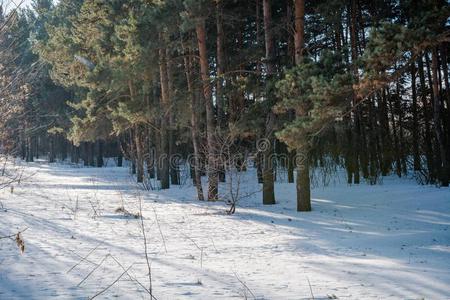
[26,137,33,162]
[216,0,226,129]
[82,142,89,166]
[49,137,55,163]
[183,39,205,201]
[367,97,380,183]
[155,122,162,181]
[294,0,305,64]
[196,20,218,201]
[134,127,144,183]
[34,137,39,159]
[132,161,136,175]
[350,0,361,184]
[287,150,295,183]
[96,140,104,168]
[262,113,275,205]
[216,0,226,183]
[411,62,421,171]
[166,48,180,185]
[117,140,123,167]
[71,143,79,164]
[293,0,311,211]
[379,90,392,176]
[440,45,450,179]
[395,81,407,175]
[158,44,171,189]
[74,145,80,164]
[388,90,402,177]
[431,47,449,186]
[128,80,144,183]
[297,162,311,211]
[418,56,434,181]
[146,128,155,178]
[262,0,276,205]
[60,138,67,162]
[88,142,95,166]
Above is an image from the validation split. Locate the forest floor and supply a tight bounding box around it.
[0,161,450,299]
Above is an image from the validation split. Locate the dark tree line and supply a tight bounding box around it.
[0,0,449,211]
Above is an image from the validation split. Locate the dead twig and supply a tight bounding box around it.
[0,227,28,240]
[152,207,167,253]
[67,242,103,274]
[307,277,315,300]
[234,271,256,300]
[139,195,153,297]
[0,227,28,254]
[77,254,110,287]
[108,255,158,299]
[88,263,134,300]
[68,249,100,268]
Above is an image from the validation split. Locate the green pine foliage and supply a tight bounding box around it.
[275,52,353,150]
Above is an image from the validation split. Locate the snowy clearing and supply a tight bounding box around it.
[1,162,450,299]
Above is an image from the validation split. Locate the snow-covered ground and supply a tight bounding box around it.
[1,161,450,299]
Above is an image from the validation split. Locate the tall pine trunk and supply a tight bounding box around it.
[49,137,55,163]
[293,0,310,211]
[196,20,219,201]
[262,0,275,205]
[350,0,361,184]
[184,42,205,201]
[387,89,402,177]
[82,142,88,166]
[158,43,171,189]
[216,0,226,183]
[166,48,180,185]
[145,128,155,178]
[395,81,407,175]
[134,127,144,183]
[297,163,311,211]
[26,137,33,162]
[96,140,104,168]
[411,63,421,171]
[88,142,95,167]
[216,0,225,129]
[431,48,449,186]
[440,45,450,178]
[128,80,144,183]
[418,56,435,181]
[294,0,305,64]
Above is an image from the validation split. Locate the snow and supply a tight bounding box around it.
[1,161,450,299]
